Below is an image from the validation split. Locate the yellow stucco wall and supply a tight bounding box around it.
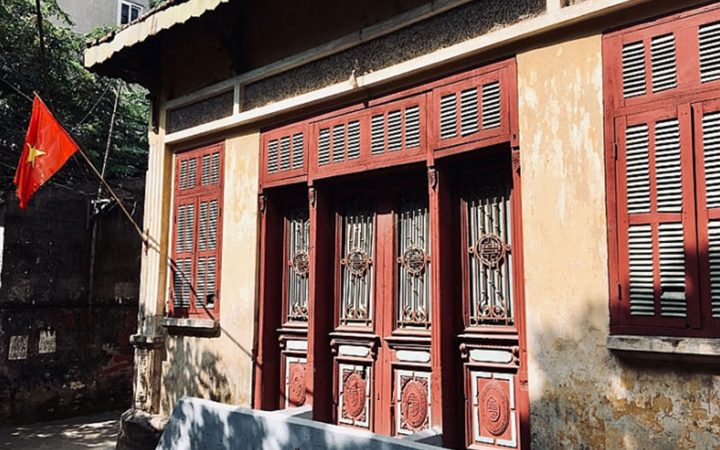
[518,35,720,448]
[159,131,259,415]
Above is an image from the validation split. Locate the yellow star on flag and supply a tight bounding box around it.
[26,144,46,168]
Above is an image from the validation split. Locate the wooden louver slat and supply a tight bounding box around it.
[628,224,654,316]
[268,140,279,173]
[650,34,678,93]
[700,21,720,83]
[655,119,682,212]
[292,133,304,169]
[625,123,651,213]
[658,222,686,317]
[481,81,501,129]
[622,41,647,98]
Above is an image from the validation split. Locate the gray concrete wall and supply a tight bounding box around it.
[158,397,444,450]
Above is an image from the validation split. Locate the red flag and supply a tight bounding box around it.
[14,95,79,209]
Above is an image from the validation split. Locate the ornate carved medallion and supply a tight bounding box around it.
[400,245,427,277]
[291,251,309,277]
[287,362,307,407]
[400,377,429,431]
[342,371,367,420]
[479,381,510,436]
[476,233,506,268]
[345,249,370,277]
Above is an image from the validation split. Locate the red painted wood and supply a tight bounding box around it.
[604,4,720,336]
[428,163,463,448]
[692,98,720,333]
[307,186,335,422]
[253,191,283,409]
[256,58,523,447]
[259,60,517,188]
[169,142,224,319]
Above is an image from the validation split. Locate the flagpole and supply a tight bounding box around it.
[73,145,147,244]
[32,92,150,247]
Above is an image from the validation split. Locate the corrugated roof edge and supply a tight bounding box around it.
[86,0,189,47]
[84,0,228,70]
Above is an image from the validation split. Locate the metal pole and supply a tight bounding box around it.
[34,0,49,96]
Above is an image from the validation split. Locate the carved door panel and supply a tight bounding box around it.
[278,206,310,409]
[331,189,433,436]
[459,174,527,449]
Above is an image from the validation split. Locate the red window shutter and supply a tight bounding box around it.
[613,107,700,332]
[170,143,224,318]
[692,99,720,332]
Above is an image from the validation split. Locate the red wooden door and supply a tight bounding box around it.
[331,181,434,436]
[455,156,528,450]
[278,204,310,409]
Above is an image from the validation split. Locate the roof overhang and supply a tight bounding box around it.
[84,0,228,79]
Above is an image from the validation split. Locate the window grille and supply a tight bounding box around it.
[396,195,431,330]
[465,182,514,327]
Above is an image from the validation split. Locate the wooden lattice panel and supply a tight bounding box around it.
[431,67,512,154]
[604,3,720,111]
[310,95,428,180]
[261,122,308,186]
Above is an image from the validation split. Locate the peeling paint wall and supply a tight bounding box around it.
[518,35,720,449]
[159,131,259,415]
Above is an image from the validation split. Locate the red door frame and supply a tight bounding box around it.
[254,57,527,449]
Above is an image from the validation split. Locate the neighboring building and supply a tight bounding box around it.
[86,0,720,448]
[56,0,149,34]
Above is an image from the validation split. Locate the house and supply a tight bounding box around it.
[85,0,720,448]
[56,0,149,34]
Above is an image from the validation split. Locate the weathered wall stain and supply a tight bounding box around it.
[159,132,259,415]
[0,180,143,425]
[518,34,720,449]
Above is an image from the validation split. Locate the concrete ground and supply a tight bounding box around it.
[0,410,121,449]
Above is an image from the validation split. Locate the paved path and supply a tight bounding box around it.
[0,410,120,449]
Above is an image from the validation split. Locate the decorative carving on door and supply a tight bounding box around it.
[397,371,431,434]
[344,249,370,277]
[471,372,518,447]
[287,359,307,407]
[475,233,507,269]
[479,381,510,436]
[339,364,370,428]
[400,245,427,276]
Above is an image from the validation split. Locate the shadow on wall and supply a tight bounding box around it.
[160,334,234,415]
[528,300,720,449]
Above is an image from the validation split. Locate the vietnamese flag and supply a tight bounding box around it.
[14,95,79,209]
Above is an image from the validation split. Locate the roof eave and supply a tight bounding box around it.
[84,0,229,72]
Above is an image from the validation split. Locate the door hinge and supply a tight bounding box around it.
[613,142,618,160]
[617,282,622,301]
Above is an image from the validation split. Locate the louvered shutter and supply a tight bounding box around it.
[616,109,697,328]
[170,144,224,318]
[196,196,220,310]
[691,100,720,330]
[262,123,307,184]
[433,70,509,152]
[172,202,197,312]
